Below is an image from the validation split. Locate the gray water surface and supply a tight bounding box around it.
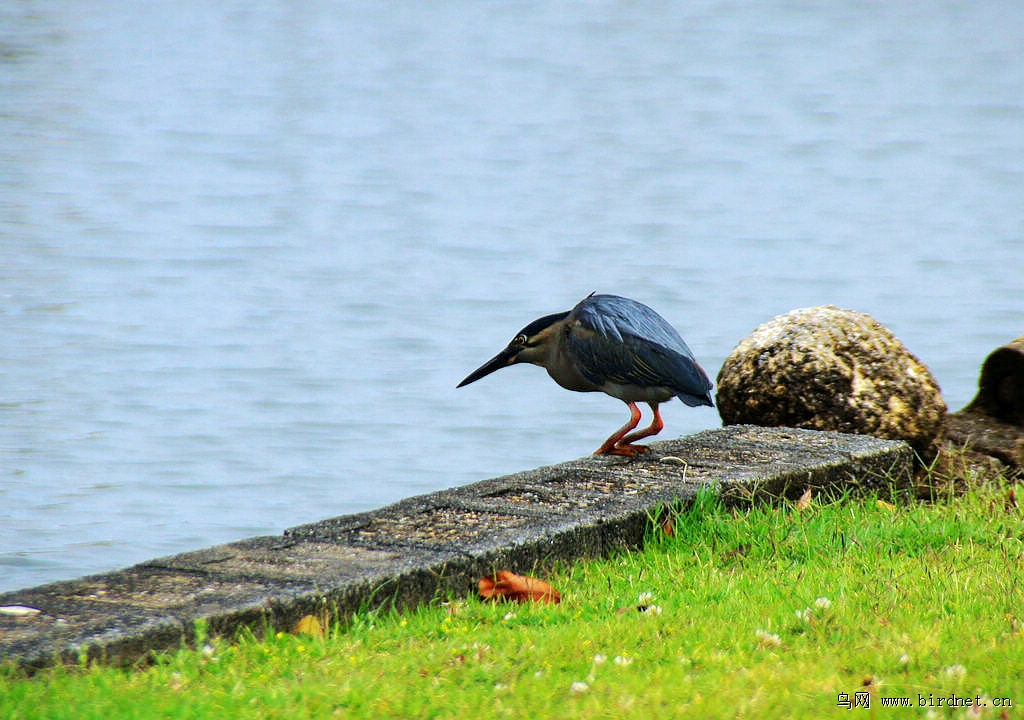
[2,1,1022,592]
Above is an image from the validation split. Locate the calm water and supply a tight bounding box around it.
[1,1,1022,592]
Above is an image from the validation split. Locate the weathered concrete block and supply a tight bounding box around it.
[0,426,911,671]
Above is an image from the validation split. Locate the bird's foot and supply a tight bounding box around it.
[596,443,649,457]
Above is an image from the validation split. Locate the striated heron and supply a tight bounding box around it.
[457,293,713,456]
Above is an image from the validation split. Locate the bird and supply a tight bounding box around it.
[457,293,714,456]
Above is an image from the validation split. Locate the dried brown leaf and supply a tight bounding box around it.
[292,614,325,636]
[479,570,561,604]
[794,487,813,511]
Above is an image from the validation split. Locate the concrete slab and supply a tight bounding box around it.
[0,426,912,670]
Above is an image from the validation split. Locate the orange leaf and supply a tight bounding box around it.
[479,570,561,604]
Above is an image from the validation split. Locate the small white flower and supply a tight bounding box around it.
[640,604,663,616]
[503,611,517,621]
[593,653,607,664]
[755,629,781,647]
[943,664,967,679]
[898,653,911,666]
[493,683,509,692]
[637,591,655,604]
[814,597,832,610]
[795,608,811,622]
[570,681,590,694]
[614,655,634,666]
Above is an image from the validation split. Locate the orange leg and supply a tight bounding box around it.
[595,402,665,457]
[619,402,664,446]
[594,401,642,455]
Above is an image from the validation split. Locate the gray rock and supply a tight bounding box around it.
[961,335,1024,426]
[716,305,946,457]
[945,334,1024,473]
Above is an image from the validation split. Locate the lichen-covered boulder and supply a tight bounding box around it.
[716,305,946,456]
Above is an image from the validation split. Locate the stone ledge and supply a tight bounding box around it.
[0,426,912,670]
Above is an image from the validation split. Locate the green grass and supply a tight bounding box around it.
[3,483,1023,719]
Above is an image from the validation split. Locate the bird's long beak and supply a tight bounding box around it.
[457,345,519,388]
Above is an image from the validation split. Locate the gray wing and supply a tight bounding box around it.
[567,294,713,406]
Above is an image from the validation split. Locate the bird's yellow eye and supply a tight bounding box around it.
[513,334,528,347]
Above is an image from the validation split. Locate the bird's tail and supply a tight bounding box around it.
[677,390,714,407]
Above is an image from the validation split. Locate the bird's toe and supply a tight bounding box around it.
[596,443,649,457]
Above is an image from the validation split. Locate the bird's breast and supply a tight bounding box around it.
[543,361,601,393]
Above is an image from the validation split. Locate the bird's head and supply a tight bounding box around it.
[457,310,569,387]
